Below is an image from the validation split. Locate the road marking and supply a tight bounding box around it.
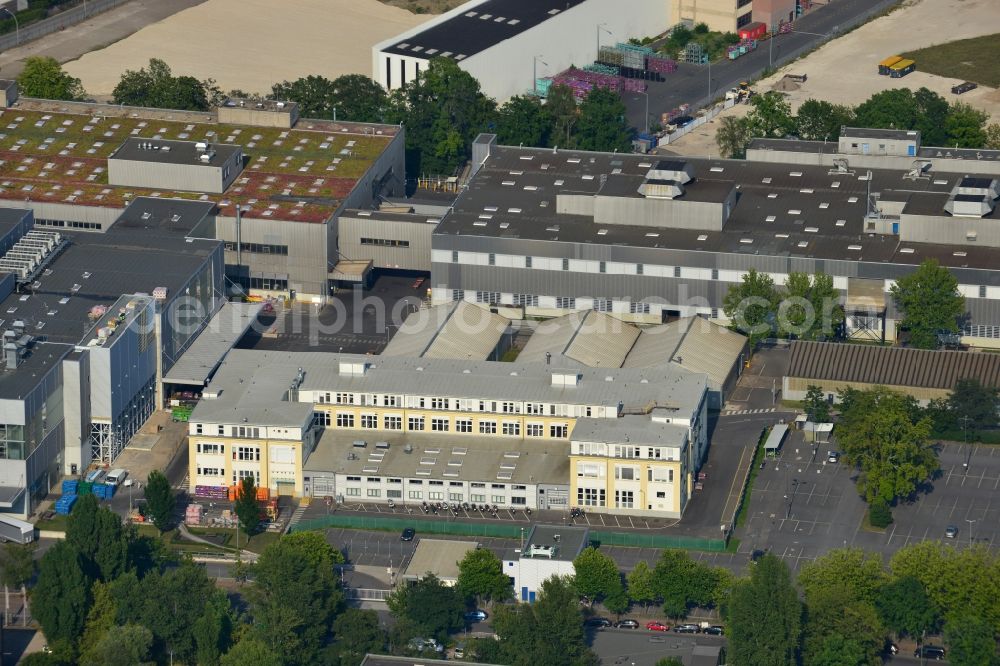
[722,407,777,416]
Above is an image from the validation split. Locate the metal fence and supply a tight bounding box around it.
[0,0,130,54]
[345,587,392,601]
[291,514,727,552]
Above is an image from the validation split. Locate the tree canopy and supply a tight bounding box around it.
[803,385,831,423]
[112,59,212,111]
[457,547,512,605]
[723,268,779,346]
[143,470,175,533]
[496,95,552,148]
[890,259,965,349]
[728,553,801,666]
[572,546,621,605]
[875,575,939,638]
[388,573,465,643]
[233,475,261,536]
[781,272,843,340]
[17,56,84,101]
[270,74,389,123]
[32,540,92,646]
[574,87,632,153]
[836,386,938,504]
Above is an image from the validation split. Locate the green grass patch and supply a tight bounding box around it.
[902,34,1000,88]
[933,429,1000,445]
[499,347,521,362]
[725,537,741,554]
[733,428,768,529]
[35,513,69,532]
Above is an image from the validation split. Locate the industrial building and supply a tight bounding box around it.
[372,0,669,101]
[400,539,479,586]
[336,208,440,273]
[381,301,513,361]
[0,94,406,303]
[0,199,227,517]
[187,349,708,518]
[429,132,1000,349]
[503,525,588,602]
[783,340,1000,404]
[518,311,748,408]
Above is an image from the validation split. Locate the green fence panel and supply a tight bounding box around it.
[291,515,726,552]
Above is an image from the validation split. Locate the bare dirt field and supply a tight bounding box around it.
[667,0,1000,157]
[63,0,435,96]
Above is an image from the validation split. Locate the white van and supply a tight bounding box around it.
[105,469,128,487]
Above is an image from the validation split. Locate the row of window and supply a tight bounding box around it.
[577,464,675,481]
[450,250,739,281]
[315,394,594,417]
[37,218,102,230]
[455,290,688,316]
[193,424,263,439]
[360,237,411,248]
[343,476,524,491]
[345,487,525,503]
[250,276,289,291]
[223,242,289,255]
[316,411,567,437]
[194,442,264,460]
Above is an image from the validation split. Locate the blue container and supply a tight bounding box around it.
[62,480,79,494]
[55,493,78,515]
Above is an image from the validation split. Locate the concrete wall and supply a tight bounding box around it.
[751,0,797,28]
[62,352,91,476]
[839,134,918,158]
[677,0,748,33]
[900,213,1000,248]
[594,195,730,230]
[217,104,298,129]
[0,200,122,230]
[336,213,437,272]
[108,149,243,195]
[745,147,1000,177]
[783,376,949,405]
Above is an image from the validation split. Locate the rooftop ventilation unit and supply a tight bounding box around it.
[638,179,684,199]
[645,159,693,184]
[524,544,558,559]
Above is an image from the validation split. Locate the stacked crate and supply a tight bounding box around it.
[93,483,115,501]
[61,479,79,495]
[185,504,203,526]
[55,494,78,515]
[646,55,678,75]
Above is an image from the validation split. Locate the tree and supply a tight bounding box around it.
[572,547,621,605]
[233,475,261,536]
[0,540,36,589]
[891,260,965,349]
[271,75,338,118]
[803,385,830,423]
[913,87,951,147]
[67,494,130,581]
[79,624,155,666]
[986,122,1000,150]
[17,56,84,101]
[272,74,389,122]
[331,609,385,666]
[457,547,512,605]
[836,387,938,504]
[723,268,779,347]
[781,272,843,340]
[948,378,998,435]
[143,470,175,532]
[715,115,752,158]
[876,575,938,638]
[388,574,464,642]
[546,84,579,149]
[854,88,918,134]
[943,613,1000,666]
[868,498,893,528]
[385,58,497,176]
[281,530,345,568]
[798,548,888,606]
[728,554,801,666]
[574,87,632,153]
[626,560,657,612]
[134,559,220,663]
[251,533,344,663]
[220,636,283,666]
[522,575,599,666]
[112,58,211,111]
[496,95,553,148]
[745,92,795,138]
[31,540,92,646]
[193,590,234,666]
[945,103,988,148]
[603,580,629,616]
[795,99,854,142]
[78,582,118,661]
[651,550,724,619]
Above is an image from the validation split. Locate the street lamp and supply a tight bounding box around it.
[596,23,612,59]
[634,90,649,134]
[965,518,975,546]
[532,55,548,95]
[0,8,19,46]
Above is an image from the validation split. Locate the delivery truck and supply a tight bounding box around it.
[0,514,35,544]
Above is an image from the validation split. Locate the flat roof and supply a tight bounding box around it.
[0,107,397,223]
[401,539,478,581]
[521,524,588,562]
[114,197,216,237]
[787,340,1000,390]
[434,143,1000,271]
[110,137,242,167]
[342,209,442,225]
[0,225,219,344]
[0,341,73,400]
[764,423,788,451]
[570,415,689,447]
[304,428,571,487]
[163,302,264,386]
[222,98,297,114]
[382,0,589,61]
[840,127,919,141]
[749,136,1000,164]
[0,208,30,235]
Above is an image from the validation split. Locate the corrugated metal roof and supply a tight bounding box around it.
[163,302,264,386]
[787,340,1000,389]
[520,311,641,367]
[518,313,586,364]
[672,319,748,389]
[425,301,510,360]
[382,302,510,361]
[622,322,687,369]
[401,539,478,582]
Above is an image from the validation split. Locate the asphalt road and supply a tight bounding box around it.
[623,0,900,130]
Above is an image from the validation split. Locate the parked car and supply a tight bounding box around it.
[702,625,725,636]
[614,619,639,629]
[585,617,612,628]
[750,549,767,563]
[646,621,669,632]
[945,525,958,539]
[827,451,840,463]
[400,527,416,541]
[914,645,946,660]
[465,610,488,623]
[674,624,699,633]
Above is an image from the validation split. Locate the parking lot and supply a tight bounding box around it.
[738,433,1000,573]
[237,275,425,354]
